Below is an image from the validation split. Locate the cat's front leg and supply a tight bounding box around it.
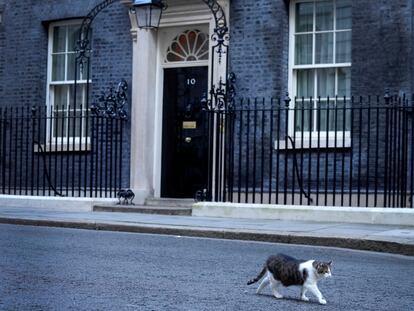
[300,286,309,302]
[307,284,326,305]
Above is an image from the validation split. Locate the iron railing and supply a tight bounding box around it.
[206,94,414,208]
[0,104,129,197]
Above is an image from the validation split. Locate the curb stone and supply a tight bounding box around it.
[0,217,413,256]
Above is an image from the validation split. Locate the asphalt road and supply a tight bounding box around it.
[0,223,413,311]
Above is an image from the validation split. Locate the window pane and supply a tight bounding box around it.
[295,100,312,132]
[53,85,68,108]
[316,1,333,31]
[68,84,86,138]
[336,99,351,131]
[336,0,352,30]
[79,59,89,81]
[317,100,326,131]
[77,85,85,108]
[338,67,351,97]
[195,32,208,54]
[52,54,66,81]
[53,111,67,138]
[336,31,351,63]
[67,25,80,52]
[67,53,75,81]
[296,69,314,98]
[295,34,312,65]
[81,109,88,138]
[296,2,313,33]
[67,53,84,81]
[68,110,82,137]
[69,84,86,109]
[53,26,66,53]
[317,100,335,131]
[315,32,333,63]
[317,68,335,97]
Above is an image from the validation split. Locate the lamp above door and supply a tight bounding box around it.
[131,0,166,29]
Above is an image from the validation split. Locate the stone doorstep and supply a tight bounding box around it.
[192,202,414,226]
[93,197,195,216]
[93,204,192,216]
[144,197,195,208]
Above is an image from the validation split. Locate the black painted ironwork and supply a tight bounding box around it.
[0,104,128,197]
[76,0,118,67]
[205,72,236,111]
[200,0,228,64]
[204,93,414,208]
[91,79,129,120]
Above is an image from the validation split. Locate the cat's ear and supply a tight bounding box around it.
[328,261,333,266]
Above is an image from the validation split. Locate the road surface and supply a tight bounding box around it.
[0,223,412,310]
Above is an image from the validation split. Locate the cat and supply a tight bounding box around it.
[247,253,332,305]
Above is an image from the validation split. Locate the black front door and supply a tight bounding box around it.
[161,66,208,198]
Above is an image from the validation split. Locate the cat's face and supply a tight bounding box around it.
[313,261,332,278]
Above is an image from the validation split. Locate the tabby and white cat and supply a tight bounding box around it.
[247,254,332,305]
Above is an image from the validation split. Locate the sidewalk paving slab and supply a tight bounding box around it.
[0,206,413,256]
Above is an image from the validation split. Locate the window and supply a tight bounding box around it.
[164,29,209,64]
[46,20,90,147]
[289,0,351,147]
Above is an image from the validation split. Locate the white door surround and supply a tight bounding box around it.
[125,0,230,203]
[155,25,210,198]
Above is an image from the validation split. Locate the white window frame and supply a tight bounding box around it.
[286,0,351,149]
[45,19,91,150]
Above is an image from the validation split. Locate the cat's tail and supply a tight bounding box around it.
[247,266,266,285]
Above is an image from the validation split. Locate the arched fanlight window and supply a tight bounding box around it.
[165,29,209,63]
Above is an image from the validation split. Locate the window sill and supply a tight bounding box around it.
[34,143,91,153]
[275,138,351,150]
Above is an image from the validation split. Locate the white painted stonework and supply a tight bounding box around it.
[192,202,414,226]
[0,195,115,212]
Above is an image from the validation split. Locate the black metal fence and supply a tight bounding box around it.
[0,104,129,197]
[206,94,414,208]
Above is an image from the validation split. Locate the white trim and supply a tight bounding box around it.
[34,141,91,153]
[154,24,210,199]
[293,63,351,69]
[193,202,414,226]
[49,80,89,85]
[275,134,351,150]
[162,61,209,68]
[46,20,90,147]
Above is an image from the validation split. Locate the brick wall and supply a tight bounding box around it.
[229,0,289,99]
[352,0,414,96]
[0,0,5,100]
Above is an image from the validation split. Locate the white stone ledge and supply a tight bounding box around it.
[192,202,414,226]
[0,195,117,212]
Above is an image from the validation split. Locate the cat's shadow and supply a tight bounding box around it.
[255,293,323,305]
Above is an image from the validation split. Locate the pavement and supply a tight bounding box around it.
[0,205,413,256]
